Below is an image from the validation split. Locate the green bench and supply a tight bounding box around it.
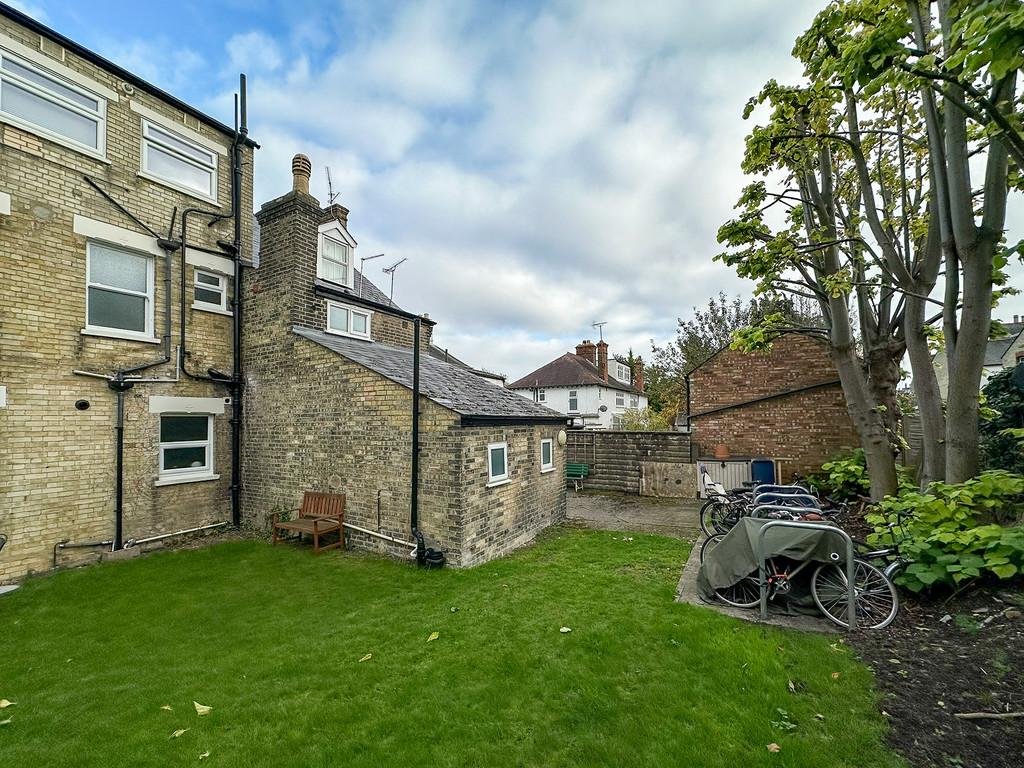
[566,463,590,491]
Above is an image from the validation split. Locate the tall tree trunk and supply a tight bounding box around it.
[904,292,945,485]
[865,340,904,445]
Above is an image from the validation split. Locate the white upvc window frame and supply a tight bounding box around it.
[317,229,355,288]
[140,118,218,202]
[568,389,579,413]
[0,47,106,158]
[616,362,629,382]
[84,240,156,343]
[487,441,510,487]
[157,413,216,484]
[192,268,230,314]
[536,388,546,403]
[630,394,639,408]
[615,391,625,407]
[540,438,554,473]
[325,300,372,340]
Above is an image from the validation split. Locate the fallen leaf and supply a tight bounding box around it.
[888,658,901,664]
[170,728,190,739]
[767,743,781,753]
[831,672,841,680]
[427,632,439,643]
[450,607,459,613]
[814,713,825,721]
[193,701,212,716]
[358,653,372,663]
[559,626,572,634]
[199,751,210,760]
[0,699,14,709]
[787,680,795,693]
[829,643,846,653]
[161,705,173,712]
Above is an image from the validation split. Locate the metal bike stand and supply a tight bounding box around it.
[755,520,857,630]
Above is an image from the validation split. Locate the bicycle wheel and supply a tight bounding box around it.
[699,498,737,536]
[699,533,725,564]
[811,559,899,629]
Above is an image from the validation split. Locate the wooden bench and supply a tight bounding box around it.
[272,492,345,554]
[566,463,590,491]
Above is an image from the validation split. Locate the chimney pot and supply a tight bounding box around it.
[292,154,312,195]
[596,340,609,382]
[1015,314,1020,324]
[575,339,597,366]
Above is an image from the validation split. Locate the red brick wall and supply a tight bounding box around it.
[689,335,859,479]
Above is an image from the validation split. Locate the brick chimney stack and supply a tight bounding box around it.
[596,340,609,382]
[633,356,645,392]
[322,203,349,228]
[575,340,597,366]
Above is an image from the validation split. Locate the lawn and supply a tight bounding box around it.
[0,529,901,767]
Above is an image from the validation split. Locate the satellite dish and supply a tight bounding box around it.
[599,405,608,413]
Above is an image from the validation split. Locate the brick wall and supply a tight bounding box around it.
[565,431,692,494]
[0,16,253,581]
[689,335,859,479]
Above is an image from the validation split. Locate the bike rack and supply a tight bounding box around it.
[755,520,857,630]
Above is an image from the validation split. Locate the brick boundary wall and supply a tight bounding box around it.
[565,431,692,494]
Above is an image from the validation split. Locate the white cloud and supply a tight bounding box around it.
[226,31,284,74]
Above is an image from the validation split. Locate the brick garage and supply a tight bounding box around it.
[0,8,254,581]
[242,158,566,567]
[688,334,859,479]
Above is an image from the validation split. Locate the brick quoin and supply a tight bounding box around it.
[689,334,860,479]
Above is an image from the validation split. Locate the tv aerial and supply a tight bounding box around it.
[591,321,608,341]
[382,258,408,305]
[325,166,339,205]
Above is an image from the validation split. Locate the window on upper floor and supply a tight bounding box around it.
[326,300,372,340]
[141,120,217,201]
[536,388,546,402]
[615,391,625,407]
[85,241,154,341]
[568,390,579,413]
[615,362,629,382]
[318,232,353,287]
[630,394,639,408]
[159,414,214,481]
[192,269,229,313]
[0,49,105,156]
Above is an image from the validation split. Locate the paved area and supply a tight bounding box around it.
[566,491,701,540]
[566,491,837,633]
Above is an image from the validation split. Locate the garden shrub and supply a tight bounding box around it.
[980,368,1024,474]
[867,471,1024,592]
[807,449,914,501]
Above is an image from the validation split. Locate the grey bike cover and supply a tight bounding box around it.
[697,517,849,604]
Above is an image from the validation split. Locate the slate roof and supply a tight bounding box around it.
[985,322,1024,366]
[508,353,642,394]
[293,326,564,422]
[428,344,505,381]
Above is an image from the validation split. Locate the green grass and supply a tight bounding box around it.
[0,529,900,767]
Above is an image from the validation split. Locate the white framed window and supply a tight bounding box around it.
[85,241,155,341]
[536,388,546,403]
[0,49,106,156]
[616,362,629,382]
[159,414,214,481]
[192,268,229,313]
[568,390,578,413]
[630,394,639,408]
[612,415,624,429]
[540,438,554,472]
[326,300,372,340]
[487,442,509,486]
[318,233,353,287]
[140,119,217,201]
[615,391,625,407]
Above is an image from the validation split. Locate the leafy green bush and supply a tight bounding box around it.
[980,368,1024,474]
[867,471,1024,592]
[806,449,914,501]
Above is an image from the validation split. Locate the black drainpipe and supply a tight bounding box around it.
[230,75,248,528]
[108,376,135,550]
[411,317,424,564]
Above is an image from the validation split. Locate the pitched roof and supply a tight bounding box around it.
[427,344,505,381]
[508,353,641,394]
[986,322,1024,366]
[293,326,563,423]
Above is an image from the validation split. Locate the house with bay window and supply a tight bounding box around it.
[508,339,648,429]
[0,4,255,582]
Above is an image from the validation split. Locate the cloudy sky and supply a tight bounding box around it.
[11,0,1023,377]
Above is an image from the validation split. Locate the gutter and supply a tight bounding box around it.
[459,414,569,427]
[689,379,842,420]
[313,281,437,325]
[0,4,258,148]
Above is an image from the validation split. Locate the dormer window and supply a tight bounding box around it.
[317,221,357,288]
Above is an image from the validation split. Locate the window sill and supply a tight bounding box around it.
[191,302,232,316]
[137,171,219,207]
[155,473,220,488]
[541,467,555,474]
[81,328,160,344]
[324,327,371,342]
[486,478,511,489]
